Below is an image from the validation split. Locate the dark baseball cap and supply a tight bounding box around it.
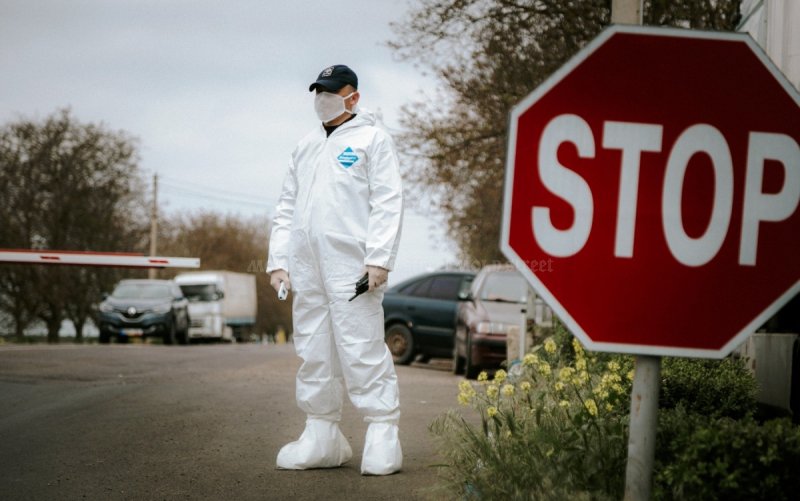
[309,64,358,92]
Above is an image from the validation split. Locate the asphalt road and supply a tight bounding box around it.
[0,342,462,501]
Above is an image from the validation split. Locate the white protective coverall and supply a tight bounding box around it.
[267,108,404,475]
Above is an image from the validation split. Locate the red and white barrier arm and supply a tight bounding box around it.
[0,249,200,269]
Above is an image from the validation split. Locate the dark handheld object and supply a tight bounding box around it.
[348,272,370,302]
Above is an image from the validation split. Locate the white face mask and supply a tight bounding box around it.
[314,91,355,123]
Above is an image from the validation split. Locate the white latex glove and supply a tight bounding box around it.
[366,265,388,292]
[270,269,291,295]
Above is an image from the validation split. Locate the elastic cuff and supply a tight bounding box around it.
[307,414,341,423]
[364,410,400,424]
[364,260,392,272]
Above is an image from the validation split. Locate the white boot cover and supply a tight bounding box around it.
[361,421,402,475]
[276,418,352,469]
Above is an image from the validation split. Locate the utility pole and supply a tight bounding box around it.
[148,173,158,279]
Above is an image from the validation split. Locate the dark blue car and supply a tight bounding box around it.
[382,271,476,365]
[97,279,190,345]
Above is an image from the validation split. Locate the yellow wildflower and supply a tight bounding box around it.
[627,369,635,381]
[544,338,557,354]
[607,361,621,372]
[559,400,569,408]
[537,361,552,376]
[523,353,539,367]
[612,384,624,393]
[558,367,575,382]
[457,379,476,405]
[487,406,498,418]
[505,430,512,438]
[554,381,565,392]
[520,381,532,392]
[494,369,507,383]
[572,338,584,354]
[486,385,499,399]
[575,357,587,371]
[584,398,598,416]
[477,371,489,382]
[605,403,613,412]
[502,384,515,397]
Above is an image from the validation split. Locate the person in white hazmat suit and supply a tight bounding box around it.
[266,64,404,475]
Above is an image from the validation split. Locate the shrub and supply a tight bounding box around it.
[654,407,800,500]
[659,357,757,419]
[432,327,789,500]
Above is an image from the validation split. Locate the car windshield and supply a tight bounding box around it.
[180,284,219,302]
[112,283,172,299]
[479,272,528,303]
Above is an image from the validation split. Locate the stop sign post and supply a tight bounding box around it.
[501,25,799,500]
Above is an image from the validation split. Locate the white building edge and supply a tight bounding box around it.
[739,0,800,90]
[737,1,799,413]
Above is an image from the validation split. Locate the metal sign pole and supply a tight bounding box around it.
[624,355,661,501]
[610,3,656,500]
[612,0,643,24]
[519,289,529,362]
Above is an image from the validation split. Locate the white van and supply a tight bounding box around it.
[174,271,257,342]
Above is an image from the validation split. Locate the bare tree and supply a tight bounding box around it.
[157,210,292,339]
[390,0,741,263]
[0,109,147,342]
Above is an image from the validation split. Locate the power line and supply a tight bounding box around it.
[159,183,273,209]
[159,174,275,204]
[156,171,440,219]
[158,178,273,205]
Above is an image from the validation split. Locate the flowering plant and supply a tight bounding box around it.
[431,325,634,499]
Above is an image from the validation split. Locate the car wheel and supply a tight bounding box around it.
[452,339,465,375]
[178,329,190,345]
[464,332,480,379]
[99,330,111,344]
[163,320,176,345]
[385,324,414,365]
[417,354,431,364]
[178,323,190,345]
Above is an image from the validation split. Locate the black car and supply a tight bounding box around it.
[97,279,190,345]
[382,271,475,364]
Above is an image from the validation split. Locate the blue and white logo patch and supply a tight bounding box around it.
[337,147,359,168]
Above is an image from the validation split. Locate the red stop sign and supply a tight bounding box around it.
[501,26,800,358]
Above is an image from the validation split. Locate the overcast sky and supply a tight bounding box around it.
[0,0,457,284]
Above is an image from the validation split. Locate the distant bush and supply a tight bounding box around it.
[655,407,800,500]
[659,357,757,419]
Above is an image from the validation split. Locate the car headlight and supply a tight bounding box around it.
[475,321,514,335]
[99,302,114,313]
[151,303,171,314]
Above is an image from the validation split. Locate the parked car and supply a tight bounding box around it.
[455,265,543,378]
[382,271,476,364]
[97,279,190,345]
